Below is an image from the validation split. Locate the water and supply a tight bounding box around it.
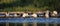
[0,17,60,26]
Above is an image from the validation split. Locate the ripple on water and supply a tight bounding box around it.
[0,17,60,23]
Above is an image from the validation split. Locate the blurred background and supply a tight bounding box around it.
[0,0,60,12]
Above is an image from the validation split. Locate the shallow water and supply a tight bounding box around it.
[0,17,60,26]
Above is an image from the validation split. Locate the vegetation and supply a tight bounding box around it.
[0,0,60,12]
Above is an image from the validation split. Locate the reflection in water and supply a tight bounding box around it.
[0,23,60,26]
[0,17,60,26]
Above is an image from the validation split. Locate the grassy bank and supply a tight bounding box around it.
[0,5,47,12]
[0,0,60,12]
